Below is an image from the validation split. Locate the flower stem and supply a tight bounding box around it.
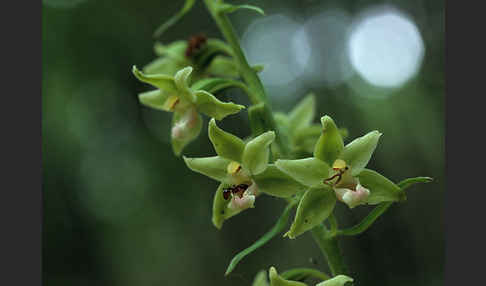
[203,0,290,155]
[336,202,392,237]
[311,224,349,277]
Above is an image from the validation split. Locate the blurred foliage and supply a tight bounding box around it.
[42,0,444,285]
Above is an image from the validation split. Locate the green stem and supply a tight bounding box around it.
[311,224,349,276]
[336,202,392,237]
[203,0,291,155]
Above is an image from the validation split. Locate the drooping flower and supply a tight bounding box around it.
[184,119,305,229]
[133,66,244,155]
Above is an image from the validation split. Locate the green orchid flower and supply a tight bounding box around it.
[133,66,244,155]
[272,94,348,158]
[184,119,305,229]
[275,115,405,238]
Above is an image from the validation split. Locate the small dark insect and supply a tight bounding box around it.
[185,34,207,58]
[323,166,349,186]
[222,184,250,200]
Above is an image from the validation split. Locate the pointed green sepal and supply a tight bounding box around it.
[194,90,245,120]
[397,176,433,191]
[340,130,382,176]
[174,66,196,102]
[284,187,336,239]
[242,131,275,175]
[253,165,307,198]
[357,169,405,204]
[138,89,171,112]
[183,156,230,182]
[218,4,265,16]
[132,65,178,92]
[252,270,270,286]
[171,108,203,155]
[275,158,330,188]
[314,116,345,166]
[316,275,354,286]
[153,0,196,38]
[288,94,316,133]
[269,267,307,286]
[208,118,245,162]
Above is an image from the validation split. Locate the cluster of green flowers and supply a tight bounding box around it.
[132,0,431,284]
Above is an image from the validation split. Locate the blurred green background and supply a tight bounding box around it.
[42,0,444,285]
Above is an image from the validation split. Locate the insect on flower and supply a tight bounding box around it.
[223,184,250,200]
[323,159,349,186]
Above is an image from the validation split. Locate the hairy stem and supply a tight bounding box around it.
[311,224,349,277]
[203,0,290,155]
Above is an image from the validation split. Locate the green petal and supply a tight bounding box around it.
[284,187,336,239]
[275,158,330,188]
[171,110,203,156]
[253,165,307,198]
[339,130,382,176]
[288,94,316,133]
[138,89,171,112]
[183,156,230,182]
[174,66,196,102]
[357,169,405,204]
[194,90,245,120]
[252,270,270,286]
[316,275,354,286]
[132,65,178,93]
[314,116,344,166]
[242,131,275,175]
[208,118,245,162]
[269,267,307,286]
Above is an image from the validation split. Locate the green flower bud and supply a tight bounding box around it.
[284,187,336,239]
[269,267,307,286]
[316,275,353,286]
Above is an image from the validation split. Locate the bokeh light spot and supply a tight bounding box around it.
[241,14,311,88]
[348,7,425,88]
